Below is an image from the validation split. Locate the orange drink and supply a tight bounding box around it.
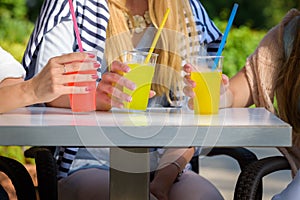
[191,71,222,114]
[190,56,223,115]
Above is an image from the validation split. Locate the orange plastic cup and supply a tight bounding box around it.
[68,51,97,113]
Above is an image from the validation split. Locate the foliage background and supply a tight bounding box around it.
[0,0,298,163]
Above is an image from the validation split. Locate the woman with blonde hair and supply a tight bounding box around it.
[23,0,224,199]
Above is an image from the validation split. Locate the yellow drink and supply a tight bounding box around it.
[123,63,155,111]
[191,71,222,114]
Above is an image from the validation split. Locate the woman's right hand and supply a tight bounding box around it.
[96,60,136,110]
[29,52,99,104]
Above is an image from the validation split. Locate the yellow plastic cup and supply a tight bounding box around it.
[122,50,158,111]
[189,56,223,115]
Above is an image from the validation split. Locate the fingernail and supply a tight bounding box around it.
[124,65,131,72]
[88,53,96,58]
[151,91,156,96]
[91,74,98,79]
[129,83,136,90]
[94,63,100,68]
[126,96,132,102]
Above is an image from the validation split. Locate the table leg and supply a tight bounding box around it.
[110,147,150,200]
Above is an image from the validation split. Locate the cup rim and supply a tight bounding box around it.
[122,49,159,57]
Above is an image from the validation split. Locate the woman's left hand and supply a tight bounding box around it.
[183,63,232,109]
[182,63,196,110]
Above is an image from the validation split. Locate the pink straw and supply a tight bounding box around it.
[68,0,83,52]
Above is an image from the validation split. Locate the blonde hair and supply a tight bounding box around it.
[105,0,198,103]
[276,16,300,133]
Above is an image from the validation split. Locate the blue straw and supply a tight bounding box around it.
[213,3,239,70]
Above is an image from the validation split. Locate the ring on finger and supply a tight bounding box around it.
[63,64,67,73]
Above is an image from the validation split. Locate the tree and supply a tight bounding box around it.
[0,0,32,43]
[201,0,300,30]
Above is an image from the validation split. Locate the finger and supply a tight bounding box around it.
[183,75,196,87]
[188,98,194,110]
[116,76,136,90]
[64,61,100,74]
[97,82,132,102]
[111,86,132,103]
[183,63,193,73]
[53,52,94,64]
[62,74,98,84]
[97,91,124,108]
[220,74,229,94]
[221,74,229,85]
[62,86,92,94]
[102,72,136,90]
[110,97,125,108]
[149,90,156,98]
[110,60,130,74]
[183,86,195,98]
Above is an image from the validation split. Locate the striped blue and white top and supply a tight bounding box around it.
[22,0,109,80]
[22,0,222,179]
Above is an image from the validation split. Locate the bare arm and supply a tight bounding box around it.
[228,67,254,107]
[0,52,97,113]
[0,78,37,113]
[150,148,195,199]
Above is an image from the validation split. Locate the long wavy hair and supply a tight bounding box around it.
[105,0,199,103]
[275,16,300,133]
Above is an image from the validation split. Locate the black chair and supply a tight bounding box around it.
[234,155,291,200]
[25,146,259,200]
[24,147,57,200]
[0,156,37,200]
[0,184,9,200]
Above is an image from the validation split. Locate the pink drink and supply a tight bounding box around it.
[68,70,97,113]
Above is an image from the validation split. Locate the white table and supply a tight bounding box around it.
[0,107,292,199]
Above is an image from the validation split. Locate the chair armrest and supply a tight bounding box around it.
[206,147,259,170]
[0,156,36,200]
[190,147,260,199]
[24,147,58,200]
[0,185,9,200]
[191,147,258,174]
[234,156,290,200]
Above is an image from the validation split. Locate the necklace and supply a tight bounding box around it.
[125,11,151,34]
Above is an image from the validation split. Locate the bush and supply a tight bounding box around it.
[0,146,34,164]
[214,20,266,77]
[0,40,29,62]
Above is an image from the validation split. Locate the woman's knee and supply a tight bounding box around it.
[169,171,224,200]
[58,168,109,200]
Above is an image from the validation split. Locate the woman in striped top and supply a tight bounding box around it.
[22,0,224,199]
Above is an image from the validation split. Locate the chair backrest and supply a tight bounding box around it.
[24,147,58,200]
[0,156,37,200]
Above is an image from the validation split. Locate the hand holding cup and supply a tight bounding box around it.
[31,52,99,105]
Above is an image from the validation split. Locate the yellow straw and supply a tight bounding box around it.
[144,8,170,64]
